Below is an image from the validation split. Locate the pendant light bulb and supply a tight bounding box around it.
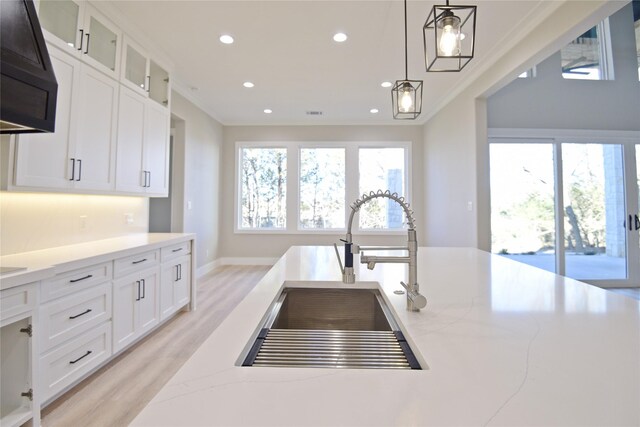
[438,13,461,56]
[400,87,413,112]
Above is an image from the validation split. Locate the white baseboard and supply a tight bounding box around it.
[196,259,223,278]
[197,257,277,278]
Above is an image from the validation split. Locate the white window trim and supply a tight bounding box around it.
[234,140,412,235]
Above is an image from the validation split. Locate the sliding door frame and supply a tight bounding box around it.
[489,128,640,288]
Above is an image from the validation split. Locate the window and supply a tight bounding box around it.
[517,67,536,79]
[561,19,612,80]
[358,148,407,229]
[299,148,345,229]
[239,147,287,229]
[236,142,410,233]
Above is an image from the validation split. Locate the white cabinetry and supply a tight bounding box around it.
[38,261,113,402]
[121,35,171,108]
[160,241,192,320]
[115,87,169,196]
[112,251,160,353]
[0,283,39,427]
[37,0,121,78]
[5,1,171,198]
[13,45,118,193]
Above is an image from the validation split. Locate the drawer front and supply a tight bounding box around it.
[114,250,159,278]
[160,241,191,262]
[40,321,112,402]
[40,283,112,352]
[0,282,36,323]
[42,262,113,303]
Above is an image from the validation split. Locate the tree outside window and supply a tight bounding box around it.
[240,148,286,229]
[299,148,345,229]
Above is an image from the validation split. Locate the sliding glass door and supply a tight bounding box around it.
[490,138,640,287]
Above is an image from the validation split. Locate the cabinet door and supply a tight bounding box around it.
[115,87,146,194]
[121,36,149,96]
[112,277,137,353]
[80,4,120,77]
[37,0,83,56]
[160,263,177,320]
[148,59,170,107]
[14,46,78,189]
[144,101,170,196]
[137,272,159,335]
[174,257,191,309]
[73,65,118,191]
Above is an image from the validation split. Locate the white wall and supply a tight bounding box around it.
[0,191,148,255]
[170,91,224,268]
[219,125,424,259]
[488,3,640,131]
[422,0,624,249]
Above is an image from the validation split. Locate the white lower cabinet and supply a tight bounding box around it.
[112,267,160,353]
[40,322,111,402]
[2,236,194,419]
[160,254,191,320]
[1,283,39,427]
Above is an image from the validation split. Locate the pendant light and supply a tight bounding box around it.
[423,0,476,72]
[391,0,422,120]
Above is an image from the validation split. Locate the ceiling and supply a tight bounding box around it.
[108,0,552,126]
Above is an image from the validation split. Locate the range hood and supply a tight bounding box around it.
[0,0,57,134]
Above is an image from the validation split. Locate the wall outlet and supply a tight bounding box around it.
[206,249,210,257]
[124,213,134,225]
[187,201,192,210]
[79,215,88,230]
[467,201,473,212]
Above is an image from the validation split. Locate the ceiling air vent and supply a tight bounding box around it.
[306,111,323,116]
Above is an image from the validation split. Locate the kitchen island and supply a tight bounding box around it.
[133,246,639,426]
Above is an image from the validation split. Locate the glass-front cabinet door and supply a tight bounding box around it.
[122,37,149,95]
[121,36,171,107]
[37,0,82,52]
[81,4,120,75]
[36,0,120,77]
[149,60,170,107]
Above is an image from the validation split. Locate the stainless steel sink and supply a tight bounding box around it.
[242,287,421,369]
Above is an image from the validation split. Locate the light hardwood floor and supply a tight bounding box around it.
[40,265,271,427]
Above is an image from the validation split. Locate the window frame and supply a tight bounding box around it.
[234,140,411,235]
[560,18,614,81]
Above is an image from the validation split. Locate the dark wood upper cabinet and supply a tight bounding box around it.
[1,0,58,134]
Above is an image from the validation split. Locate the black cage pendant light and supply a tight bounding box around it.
[392,0,422,120]
[423,0,477,72]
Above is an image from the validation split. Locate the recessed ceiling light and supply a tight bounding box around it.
[219,34,234,44]
[381,81,392,88]
[333,32,347,42]
[243,82,254,88]
[264,109,272,114]
[370,109,379,114]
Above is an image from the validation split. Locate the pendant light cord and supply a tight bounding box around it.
[404,0,408,80]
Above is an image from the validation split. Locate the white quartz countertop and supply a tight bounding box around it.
[0,233,195,290]
[132,246,640,426]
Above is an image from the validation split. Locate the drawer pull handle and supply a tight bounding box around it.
[132,258,147,265]
[69,350,92,364]
[172,248,183,253]
[69,309,92,320]
[70,274,93,283]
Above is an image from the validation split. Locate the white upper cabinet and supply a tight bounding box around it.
[14,45,118,192]
[115,87,169,196]
[36,0,121,78]
[121,36,171,109]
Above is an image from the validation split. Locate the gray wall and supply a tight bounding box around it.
[488,3,640,131]
[219,125,424,259]
[171,91,224,268]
